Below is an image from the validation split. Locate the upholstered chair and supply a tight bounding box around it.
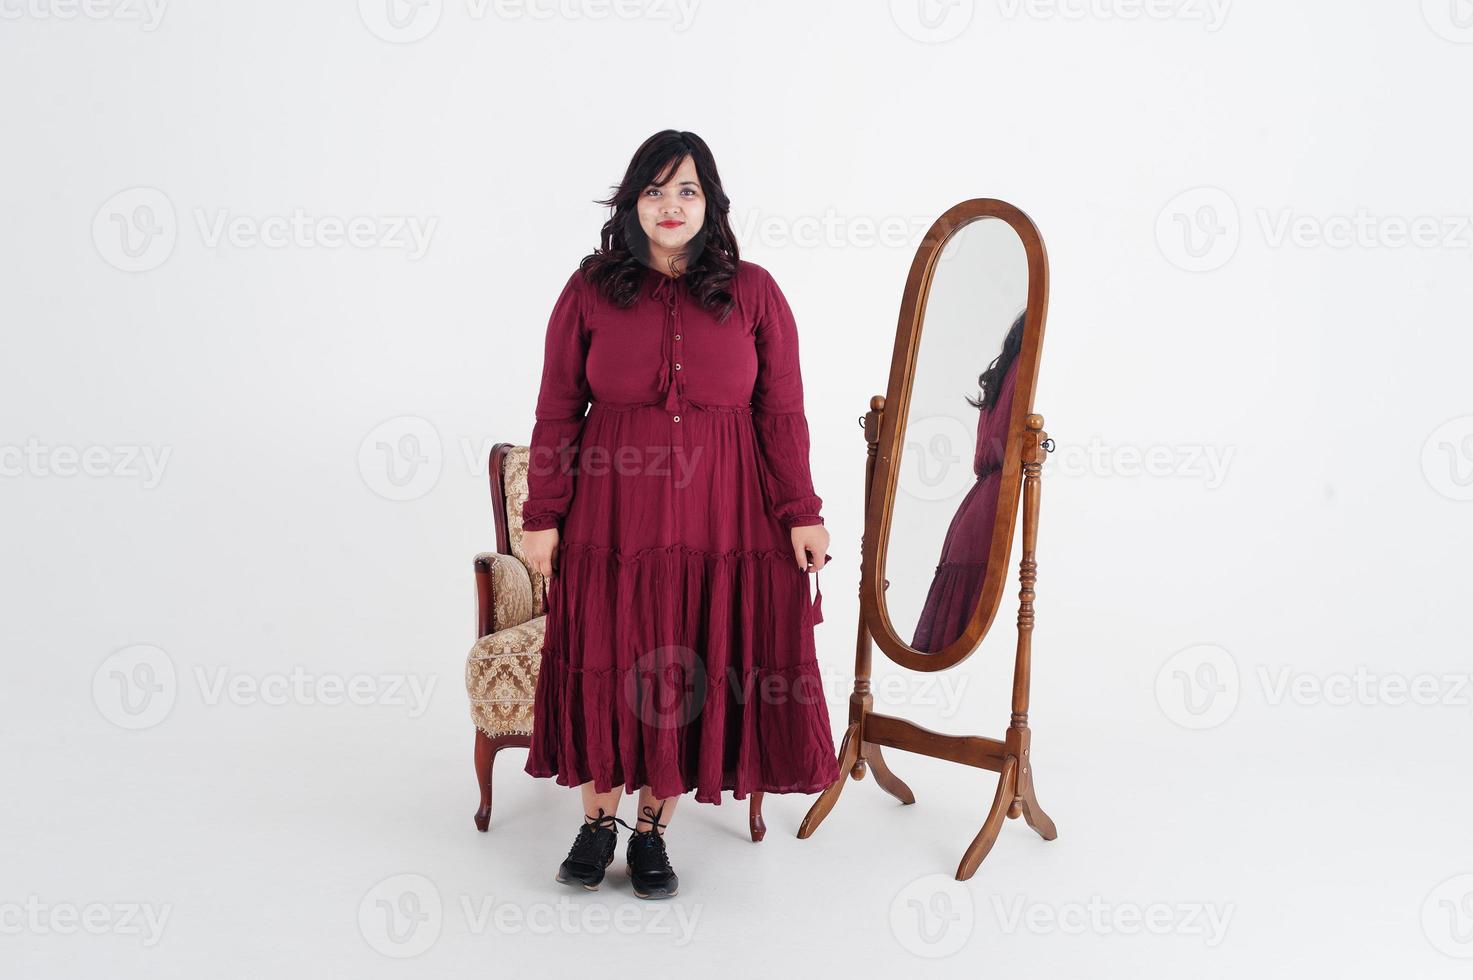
[466,443,767,841]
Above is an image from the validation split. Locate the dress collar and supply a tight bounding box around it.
[643,261,685,302]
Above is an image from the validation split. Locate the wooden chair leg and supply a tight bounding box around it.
[749,791,766,842]
[474,729,532,831]
[474,729,494,831]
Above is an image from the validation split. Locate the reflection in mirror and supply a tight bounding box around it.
[884,218,1029,653]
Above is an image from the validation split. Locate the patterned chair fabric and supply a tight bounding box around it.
[466,445,546,739]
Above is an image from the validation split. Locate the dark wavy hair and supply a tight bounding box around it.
[577,130,740,322]
[966,310,1026,412]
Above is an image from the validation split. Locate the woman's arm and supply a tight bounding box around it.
[750,266,825,532]
[522,269,591,533]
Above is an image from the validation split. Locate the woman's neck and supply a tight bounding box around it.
[646,248,686,277]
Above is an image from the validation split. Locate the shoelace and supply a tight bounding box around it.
[565,807,622,864]
[625,802,674,875]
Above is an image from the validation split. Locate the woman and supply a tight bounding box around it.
[519,130,839,899]
[909,311,1025,653]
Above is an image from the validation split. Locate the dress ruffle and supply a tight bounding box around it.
[525,537,841,804]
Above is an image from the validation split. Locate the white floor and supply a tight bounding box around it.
[7,624,1470,977]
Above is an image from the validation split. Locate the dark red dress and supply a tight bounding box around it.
[521,259,840,804]
[909,358,1020,653]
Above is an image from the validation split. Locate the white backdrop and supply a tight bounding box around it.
[3,1,1472,976]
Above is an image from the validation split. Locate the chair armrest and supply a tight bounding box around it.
[474,552,535,637]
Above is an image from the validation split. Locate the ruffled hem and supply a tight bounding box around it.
[524,539,841,804]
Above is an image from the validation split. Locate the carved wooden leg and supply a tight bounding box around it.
[955,756,1018,880]
[474,729,493,832]
[863,741,916,805]
[1017,765,1058,841]
[749,792,766,842]
[797,722,860,839]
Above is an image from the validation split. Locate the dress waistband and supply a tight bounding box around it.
[589,398,753,414]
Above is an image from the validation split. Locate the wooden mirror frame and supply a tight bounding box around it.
[865,198,1050,672]
[797,198,1058,880]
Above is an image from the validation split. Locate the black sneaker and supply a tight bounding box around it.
[624,802,679,899]
[555,808,623,891]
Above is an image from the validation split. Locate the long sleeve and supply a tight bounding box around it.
[521,270,592,533]
[751,268,824,531]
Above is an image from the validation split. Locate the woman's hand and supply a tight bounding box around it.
[523,527,560,580]
[790,524,829,573]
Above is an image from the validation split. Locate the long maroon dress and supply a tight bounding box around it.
[908,358,1020,653]
[520,259,840,804]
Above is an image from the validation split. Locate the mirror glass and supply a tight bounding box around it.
[884,217,1029,654]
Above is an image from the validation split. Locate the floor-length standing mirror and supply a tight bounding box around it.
[797,198,1058,881]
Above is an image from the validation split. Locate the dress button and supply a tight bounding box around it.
[673,415,681,422]
[674,333,681,340]
[674,362,681,370]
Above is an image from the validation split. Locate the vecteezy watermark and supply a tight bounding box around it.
[620,646,976,725]
[1257,208,1473,252]
[1159,186,1473,272]
[92,645,439,730]
[1423,873,1473,958]
[622,644,858,728]
[92,187,177,273]
[1156,186,1240,272]
[995,0,1231,31]
[0,438,172,488]
[1421,415,1473,502]
[823,664,973,719]
[364,424,713,504]
[0,897,173,947]
[0,0,168,29]
[358,0,699,43]
[360,416,444,502]
[193,209,436,259]
[1050,438,1236,489]
[1156,644,1473,730]
[896,428,1236,499]
[625,644,707,730]
[1155,643,1240,730]
[358,0,443,43]
[889,0,976,43]
[1422,0,1473,43]
[193,666,437,718]
[988,894,1235,945]
[359,874,441,957]
[92,187,437,272]
[92,644,178,730]
[889,873,975,957]
[357,873,703,956]
[1256,665,1473,710]
[730,207,935,251]
[529,443,707,486]
[896,418,992,503]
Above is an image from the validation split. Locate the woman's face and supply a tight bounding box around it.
[635,154,705,267]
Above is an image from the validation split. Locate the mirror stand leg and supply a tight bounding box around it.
[798,395,888,839]
[1002,413,1058,843]
[1000,718,1057,840]
[796,722,860,838]
[1017,767,1058,840]
[956,756,1018,881]
[862,741,916,804]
